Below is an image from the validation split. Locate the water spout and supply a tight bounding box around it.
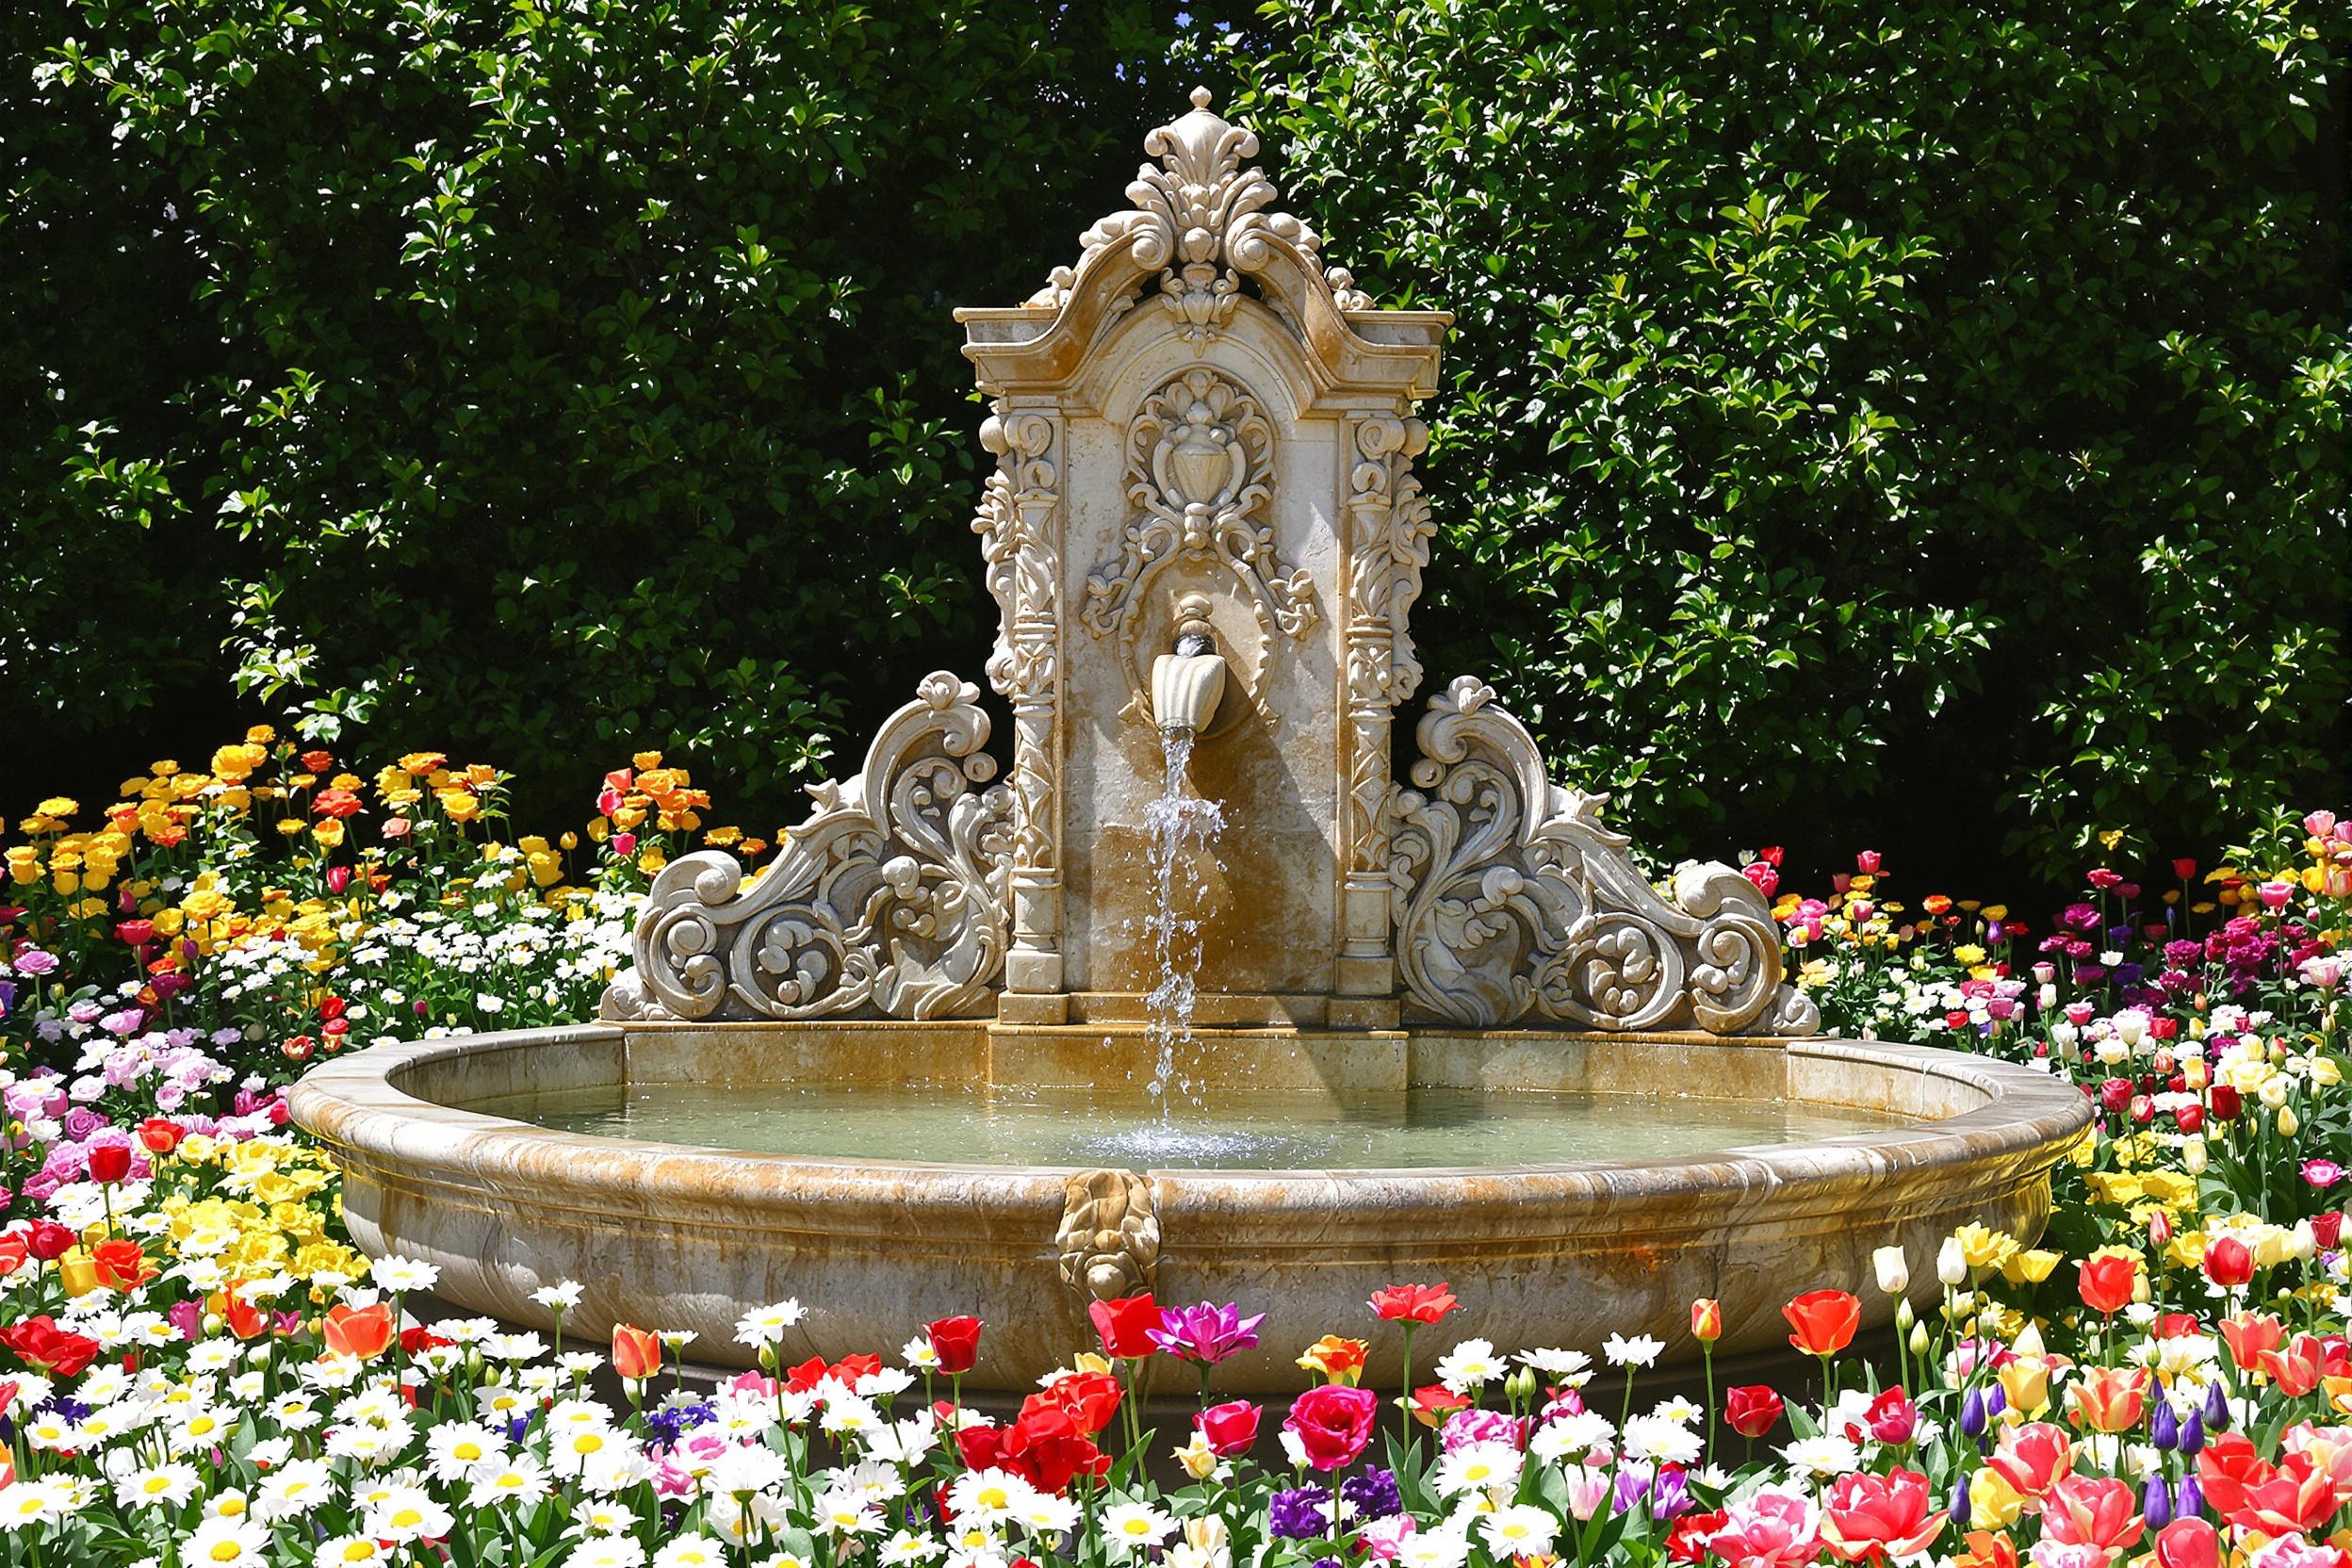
[1141,727,1223,1110]
[1151,648,1227,739]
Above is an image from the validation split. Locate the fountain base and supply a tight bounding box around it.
[291,1019,2087,1392]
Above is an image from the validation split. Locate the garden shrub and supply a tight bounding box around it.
[1231,0,2348,875]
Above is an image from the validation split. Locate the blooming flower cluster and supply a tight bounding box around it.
[2,744,2347,1568]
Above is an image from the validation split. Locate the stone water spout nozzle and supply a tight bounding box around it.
[1152,603,1227,739]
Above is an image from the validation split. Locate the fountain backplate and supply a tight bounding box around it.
[602,89,1817,1041]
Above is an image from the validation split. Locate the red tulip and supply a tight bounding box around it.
[1724,1383,1787,1438]
[2077,1253,2138,1316]
[321,1303,396,1362]
[1784,1288,1862,1356]
[1195,1398,1261,1456]
[611,1323,663,1380]
[1368,1282,1460,1325]
[1866,1385,1919,1446]
[24,1221,74,1262]
[0,1315,101,1377]
[1821,1466,1949,1562]
[2203,1235,2255,1290]
[2315,1212,2344,1250]
[1986,1422,2074,1501]
[1087,1294,1162,1360]
[1856,851,1883,874]
[2209,1085,2243,1121]
[137,1118,184,1154]
[86,1144,132,1184]
[925,1315,983,1376]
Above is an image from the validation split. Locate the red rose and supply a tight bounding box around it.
[1196,1398,1261,1456]
[1724,1383,1786,1439]
[925,1315,983,1376]
[1283,1383,1378,1472]
[1087,1294,1162,1360]
[2315,1212,2345,1250]
[87,1143,132,1184]
[0,1315,102,1377]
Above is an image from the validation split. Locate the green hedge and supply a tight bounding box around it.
[1232,0,2348,871]
[5,0,2344,876]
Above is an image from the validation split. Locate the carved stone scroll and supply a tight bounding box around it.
[1054,1168,1160,1300]
[599,673,1011,1022]
[1391,678,1820,1036]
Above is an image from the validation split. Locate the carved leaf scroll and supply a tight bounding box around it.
[601,673,1012,1022]
[1391,678,1820,1036]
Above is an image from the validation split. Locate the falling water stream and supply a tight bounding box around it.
[1140,727,1225,1111]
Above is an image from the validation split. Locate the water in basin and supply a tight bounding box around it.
[459,1082,1916,1169]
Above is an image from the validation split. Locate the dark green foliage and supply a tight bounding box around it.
[3,0,1233,821]
[1232,0,2349,874]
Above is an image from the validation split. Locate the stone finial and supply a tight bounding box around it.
[1054,1168,1160,1299]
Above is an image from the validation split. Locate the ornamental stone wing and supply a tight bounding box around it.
[599,673,1012,1023]
[1391,678,1820,1036]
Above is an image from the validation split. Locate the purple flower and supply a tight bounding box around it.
[1650,1465,1693,1522]
[1146,1300,1266,1364]
[10,950,57,977]
[1342,1467,1401,1520]
[1268,1486,1331,1540]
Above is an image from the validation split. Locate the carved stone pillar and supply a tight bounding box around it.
[975,407,1070,1022]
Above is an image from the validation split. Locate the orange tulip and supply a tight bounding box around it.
[90,1238,156,1292]
[1784,1289,1862,1357]
[2219,1312,2288,1374]
[2260,1335,2350,1399]
[320,1302,395,1361]
[2066,1365,2148,1433]
[1296,1335,1370,1386]
[1691,1298,1723,1344]
[612,1322,663,1381]
[2076,1254,2138,1317]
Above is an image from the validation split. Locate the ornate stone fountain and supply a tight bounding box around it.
[291,92,2088,1391]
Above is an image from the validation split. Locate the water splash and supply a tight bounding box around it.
[1142,727,1224,1111]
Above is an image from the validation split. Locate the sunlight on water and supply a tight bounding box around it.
[465,1082,1918,1171]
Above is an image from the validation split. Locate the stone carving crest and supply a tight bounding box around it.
[600,673,1012,1022]
[1054,1168,1160,1300]
[1392,678,1821,1036]
[1026,88,1370,327]
[1084,368,1316,700]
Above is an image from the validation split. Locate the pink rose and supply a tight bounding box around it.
[1282,1384,1378,1472]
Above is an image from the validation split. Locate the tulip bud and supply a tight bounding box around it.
[2278,1105,2299,1137]
[2143,1474,2174,1532]
[2201,1380,2230,1432]
[1895,1298,1916,1333]
[2182,1136,2209,1175]
[1505,1366,1539,1406]
[1938,1236,1968,1287]
[2174,1476,2204,1521]
[1961,1387,1986,1438]
[2151,1399,2179,1450]
[1908,1321,1930,1357]
[2179,1405,2204,1456]
[1873,1246,1910,1297]
[1690,1298,1722,1344]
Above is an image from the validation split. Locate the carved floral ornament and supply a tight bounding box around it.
[1083,367,1316,706]
[1025,88,1372,335]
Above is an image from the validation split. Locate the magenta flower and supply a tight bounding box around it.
[2304,1159,2344,1190]
[1147,1300,1266,1364]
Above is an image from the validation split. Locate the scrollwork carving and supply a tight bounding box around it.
[1084,368,1315,704]
[1391,678,1819,1036]
[602,673,1012,1022]
[1025,89,1365,331]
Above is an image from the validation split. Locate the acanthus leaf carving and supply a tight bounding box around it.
[1390,678,1819,1036]
[603,673,1012,1023]
[1083,368,1315,705]
[1343,415,1437,884]
[1024,89,1364,335]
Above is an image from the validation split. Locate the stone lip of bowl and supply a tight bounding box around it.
[289,1022,2092,1393]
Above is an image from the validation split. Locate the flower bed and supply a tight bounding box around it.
[1,734,2348,1568]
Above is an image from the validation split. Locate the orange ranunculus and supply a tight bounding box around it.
[320,1302,395,1361]
[612,1323,662,1380]
[1784,1289,1862,1357]
[2066,1366,2148,1434]
[1987,1422,2075,1502]
[2076,1253,2138,1317]
[1691,1298,1723,1344]
[90,1237,156,1291]
[1296,1334,1370,1386]
[2220,1311,2288,1373]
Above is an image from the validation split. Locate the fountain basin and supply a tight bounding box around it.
[291,1022,2089,1391]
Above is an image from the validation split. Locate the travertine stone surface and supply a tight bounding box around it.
[600,89,1819,1038]
[292,1023,2092,1393]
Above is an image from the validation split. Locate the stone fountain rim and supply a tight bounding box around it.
[288,1021,2093,1217]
